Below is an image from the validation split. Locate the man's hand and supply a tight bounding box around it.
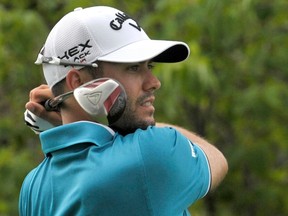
[24,85,62,133]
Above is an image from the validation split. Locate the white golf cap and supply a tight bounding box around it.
[36,6,190,88]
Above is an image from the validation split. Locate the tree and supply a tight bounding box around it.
[0,0,287,215]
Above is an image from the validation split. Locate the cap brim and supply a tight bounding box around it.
[97,40,190,63]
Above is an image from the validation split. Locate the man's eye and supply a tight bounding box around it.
[148,64,155,70]
[128,65,139,71]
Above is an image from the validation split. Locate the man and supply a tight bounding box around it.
[20,6,228,216]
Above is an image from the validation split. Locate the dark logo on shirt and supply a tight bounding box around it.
[110,12,141,32]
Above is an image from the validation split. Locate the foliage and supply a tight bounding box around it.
[0,0,287,215]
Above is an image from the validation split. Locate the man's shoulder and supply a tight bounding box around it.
[136,125,179,139]
[134,126,188,156]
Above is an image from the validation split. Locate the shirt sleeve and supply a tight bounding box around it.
[138,126,211,213]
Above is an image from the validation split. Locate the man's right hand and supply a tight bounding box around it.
[24,84,62,133]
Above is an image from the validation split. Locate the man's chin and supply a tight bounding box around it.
[110,118,155,135]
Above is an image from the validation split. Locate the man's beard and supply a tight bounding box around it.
[109,94,155,135]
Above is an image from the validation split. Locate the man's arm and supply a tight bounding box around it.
[156,122,228,191]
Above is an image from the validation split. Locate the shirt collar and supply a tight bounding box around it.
[40,121,115,155]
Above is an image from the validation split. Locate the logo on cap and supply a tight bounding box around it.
[59,39,92,63]
[110,12,141,31]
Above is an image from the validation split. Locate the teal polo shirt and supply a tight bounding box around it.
[19,121,210,216]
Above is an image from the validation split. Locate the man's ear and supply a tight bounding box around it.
[65,69,83,90]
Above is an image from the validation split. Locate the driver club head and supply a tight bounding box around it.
[73,78,126,123]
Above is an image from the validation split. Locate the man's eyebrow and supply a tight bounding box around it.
[140,60,155,64]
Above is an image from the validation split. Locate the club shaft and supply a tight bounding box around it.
[44,91,73,111]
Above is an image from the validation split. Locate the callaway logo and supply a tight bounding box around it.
[59,39,92,63]
[110,12,141,31]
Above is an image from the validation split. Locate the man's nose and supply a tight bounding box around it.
[144,71,161,92]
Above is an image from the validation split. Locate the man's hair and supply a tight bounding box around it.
[51,63,104,97]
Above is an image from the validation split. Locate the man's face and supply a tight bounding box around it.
[101,61,161,134]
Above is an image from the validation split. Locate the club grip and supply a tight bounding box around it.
[44,99,59,111]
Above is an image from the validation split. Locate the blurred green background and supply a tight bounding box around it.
[0,0,288,215]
